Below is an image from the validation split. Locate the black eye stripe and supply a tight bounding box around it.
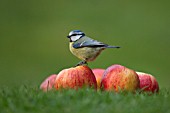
[71,34,78,36]
[71,33,85,36]
[67,34,78,38]
[68,33,85,38]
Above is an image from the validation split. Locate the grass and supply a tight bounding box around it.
[0,0,170,88]
[0,86,170,113]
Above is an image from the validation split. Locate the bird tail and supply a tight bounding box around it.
[105,45,120,48]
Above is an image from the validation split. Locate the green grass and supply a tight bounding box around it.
[0,0,170,88]
[0,86,170,113]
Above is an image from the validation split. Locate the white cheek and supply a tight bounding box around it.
[71,35,81,41]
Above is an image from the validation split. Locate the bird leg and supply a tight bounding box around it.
[75,60,87,66]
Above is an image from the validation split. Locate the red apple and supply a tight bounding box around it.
[101,64,140,92]
[92,69,105,89]
[40,74,57,92]
[54,65,97,90]
[136,72,159,93]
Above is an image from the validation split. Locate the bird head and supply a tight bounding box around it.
[67,30,85,42]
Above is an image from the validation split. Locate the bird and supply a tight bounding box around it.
[67,30,120,66]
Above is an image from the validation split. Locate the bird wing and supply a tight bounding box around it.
[72,36,107,48]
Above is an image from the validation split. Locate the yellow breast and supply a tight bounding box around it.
[69,42,105,62]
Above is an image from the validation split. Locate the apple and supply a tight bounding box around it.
[40,74,57,92]
[54,65,97,90]
[92,69,105,89]
[136,72,159,93]
[101,64,140,92]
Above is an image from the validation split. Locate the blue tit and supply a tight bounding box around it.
[67,30,120,66]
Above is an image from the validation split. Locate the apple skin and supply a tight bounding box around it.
[54,65,97,90]
[92,69,105,89]
[40,74,57,92]
[101,64,140,92]
[136,72,159,93]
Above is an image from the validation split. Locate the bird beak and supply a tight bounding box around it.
[67,36,72,42]
[67,36,70,38]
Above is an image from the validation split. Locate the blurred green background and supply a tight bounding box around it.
[0,0,169,88]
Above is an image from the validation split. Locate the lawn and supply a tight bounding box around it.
[0,86,170,113]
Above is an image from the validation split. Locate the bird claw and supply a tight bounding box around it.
[75,61,87,66]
